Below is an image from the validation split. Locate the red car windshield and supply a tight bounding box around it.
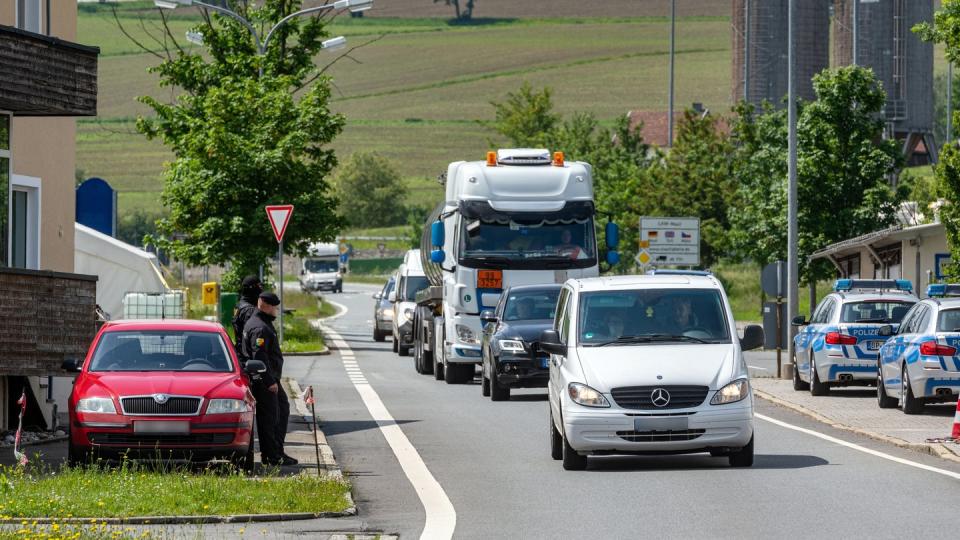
[88,330,234,372]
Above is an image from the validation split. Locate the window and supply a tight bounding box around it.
[838,300,914,324]
[16,0,42,34]
[89,331,234,372]
[937,309,960,332]
[402,275,429,301]
[10,175,40,269]
[0,114,8,267]
[502,288,560,322]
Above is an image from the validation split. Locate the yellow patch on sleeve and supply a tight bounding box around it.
[256,338,265,347]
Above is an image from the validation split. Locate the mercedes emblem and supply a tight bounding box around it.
[650,388,671,408]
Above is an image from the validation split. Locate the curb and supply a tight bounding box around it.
[753,389,960,464]
[285,347,331,357]
[0,509,356,526]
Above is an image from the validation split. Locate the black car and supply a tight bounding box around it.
[480,284,562,401]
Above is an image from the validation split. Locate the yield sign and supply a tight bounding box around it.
[265,204,294,243]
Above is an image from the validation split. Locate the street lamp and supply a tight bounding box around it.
[155,0,372,74]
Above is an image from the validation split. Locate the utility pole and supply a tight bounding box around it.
[786,0,799,380]
[852,0,859,66]
[744,0,750,103]
[668,0,676,147]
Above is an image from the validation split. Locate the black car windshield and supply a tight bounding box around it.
[460,218,596,266]
[839,301,913,323]
[579,289,731,345]
[305,259,338,273]
[89,331,233,372]
[503,289,560,321]
[404,276,430,301]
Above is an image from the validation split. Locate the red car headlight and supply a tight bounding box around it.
[206,399,248,414]
[76,397,116,414]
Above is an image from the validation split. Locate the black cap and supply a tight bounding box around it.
[259,292,281,306]
[242,275,262,288]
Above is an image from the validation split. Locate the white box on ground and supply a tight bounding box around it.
[639,216,700,266]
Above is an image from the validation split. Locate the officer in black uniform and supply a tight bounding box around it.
[242,292,297,467]
[232,275,262,360]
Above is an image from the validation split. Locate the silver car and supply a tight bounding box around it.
[372,276,396,342]
[540,274,763,470]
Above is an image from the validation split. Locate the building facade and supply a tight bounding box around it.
[0,1,99,429]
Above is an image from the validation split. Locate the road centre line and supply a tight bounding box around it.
[320,321,457,539]
[756,413,960,481]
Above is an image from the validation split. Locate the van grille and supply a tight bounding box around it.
[611,386,709,410]
[120,397,202,416]
[616,429,706,442]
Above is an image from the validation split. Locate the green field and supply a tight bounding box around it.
[75,3,734,216]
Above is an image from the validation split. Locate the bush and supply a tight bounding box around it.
[334,152,407,228]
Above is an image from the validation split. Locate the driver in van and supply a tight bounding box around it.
[557,229,587,260]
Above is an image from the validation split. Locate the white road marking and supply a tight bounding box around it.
[748,365,769,371]
[756,413,960,481]
[322,323,457,540]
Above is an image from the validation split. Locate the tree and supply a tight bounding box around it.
[652,110,736,266]
[334,152,407,228]
[434,0,475,21]
[488,83,560,148]
[729,66,904,283]
[134,2,345,288]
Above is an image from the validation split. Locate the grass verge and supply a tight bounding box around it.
[0,463,350,519]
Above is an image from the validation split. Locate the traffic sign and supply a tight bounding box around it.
[265,205,294,243]
[636,249,651,265]
[639,216,700,266]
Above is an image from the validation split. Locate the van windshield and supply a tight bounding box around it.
[579,289,731,345]
[305,259,338,273]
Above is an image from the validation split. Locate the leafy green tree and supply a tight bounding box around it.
[118,208,167,248]
[488,83,561,148]
[729,66,904,283]
[652,110,736,266]
[334,152,407,228]
[434,0,475,21]
[136,1,345,288]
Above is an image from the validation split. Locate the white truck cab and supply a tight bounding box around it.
[300,242,342,293]
[423,149,620,384]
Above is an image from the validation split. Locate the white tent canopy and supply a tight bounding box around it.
[74,223,169,318]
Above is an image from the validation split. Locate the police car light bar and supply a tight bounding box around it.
[833,279,913,293]
[926,284,960,297]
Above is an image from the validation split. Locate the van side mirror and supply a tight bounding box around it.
[539,329,566,357]
[61,358,81,373]
[431,221,445,248]
[878,324,893,337]
[480,310,498,325]
[740,325,764,351]
[791,315,807,326]
[244,360,267,374]
[388,291,397,302]
[606,251,620,266]
[431,249,445,264]
[605,221,620,249]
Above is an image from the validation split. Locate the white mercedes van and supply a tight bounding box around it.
[540,272,764,470]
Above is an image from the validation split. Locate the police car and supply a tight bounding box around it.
[877,284,960,413]
[792,279,918,396]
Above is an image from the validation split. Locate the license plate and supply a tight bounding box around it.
[477,270,503,289]
[133,421,189,434]
[866,341,883,351]
[634,416,689,432]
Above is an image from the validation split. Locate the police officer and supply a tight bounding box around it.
[232,275,263,360]
[242,292,297,467]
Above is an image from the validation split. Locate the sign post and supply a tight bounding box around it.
[639,217,700,267]
[266,205,294,344]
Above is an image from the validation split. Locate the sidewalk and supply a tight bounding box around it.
[752,377,960,462]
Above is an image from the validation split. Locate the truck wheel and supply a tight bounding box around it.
[434,357,444,381]
[900,365,924,414]
[421,343,434,375]
[413,338,423,373]
[399,342,410,357]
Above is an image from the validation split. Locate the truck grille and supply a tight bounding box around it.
[611,386,709,410]
[88,433,234,446]
[616,429,706,442]
[120,397,202,416]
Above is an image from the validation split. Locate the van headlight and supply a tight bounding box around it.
[567,383,610,408]
[456,324,477,344]
[710,379,750,405]
[207,399,248,414]
[77,397,116,414]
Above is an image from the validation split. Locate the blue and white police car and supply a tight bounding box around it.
[877,284,960,414]
[792,279,918,396]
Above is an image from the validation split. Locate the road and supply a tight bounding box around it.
[285,283,960,539]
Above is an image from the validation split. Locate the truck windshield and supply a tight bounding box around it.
[404,276,430,301]
[459,218,596,269]
[578,289,731,345]
[305,260,338,273]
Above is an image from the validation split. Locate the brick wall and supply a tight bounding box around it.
[0,268,97,376]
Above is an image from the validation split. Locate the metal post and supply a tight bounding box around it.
[278,240,284,344]
[668,0,676,147]
[852,0,859,66]
[744,0,750,103]
[949,62,954,144]
[787,0,799,380]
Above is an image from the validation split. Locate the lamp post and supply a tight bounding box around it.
[786,0,798,380]
[668,0,676,147]
[154,0,372,76]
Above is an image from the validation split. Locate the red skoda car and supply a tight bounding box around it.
[64,320,263,469]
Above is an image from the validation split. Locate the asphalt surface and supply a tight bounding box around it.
[285,282,960,539]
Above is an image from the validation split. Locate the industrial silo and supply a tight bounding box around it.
[732,0,831,107]
[834,0,936,164]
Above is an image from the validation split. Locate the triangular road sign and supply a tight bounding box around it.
[265,204,294,243]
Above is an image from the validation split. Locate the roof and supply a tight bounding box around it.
[572,274,721,292]
[102,319,224,332]
[626,110,731,148]
[809,222,943,261]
